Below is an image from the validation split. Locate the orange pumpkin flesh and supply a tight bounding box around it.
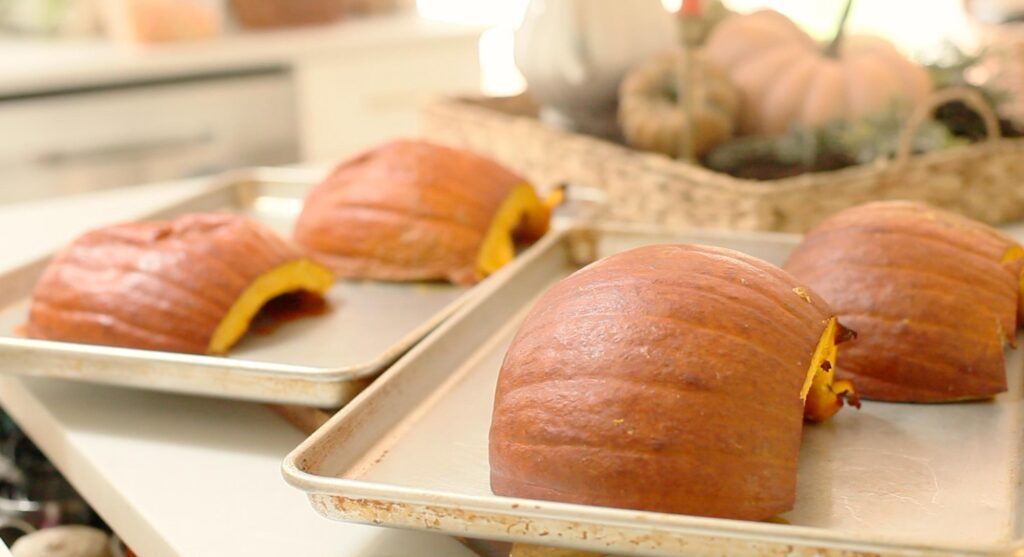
[295,139,551,286]
[476,183,551,277]
[489,244,852,521]
[785,201,1023,402]
[28,214,334,355]
[207,259,333,354]
[802,317,859,422]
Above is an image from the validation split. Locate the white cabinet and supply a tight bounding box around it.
[0,71,297,205]
[0,14,484,205]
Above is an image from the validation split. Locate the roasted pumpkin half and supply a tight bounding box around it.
[294,139,552,286]
[28,213,334,355]
[489,244,856,521]
[785,201,1024,402]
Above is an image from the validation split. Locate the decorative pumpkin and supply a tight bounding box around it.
[619,49,739,158]
[704,2,932,136]
[514,0,677,136]
[489,244,857,521]
[785,201,1024,402]
[294,139,552,286]
[28,213,334,355]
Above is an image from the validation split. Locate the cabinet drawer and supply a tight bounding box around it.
[0,70,298,205]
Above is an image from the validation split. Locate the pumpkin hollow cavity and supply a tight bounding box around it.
[475,183,550,279]
[801,317,859,422]
[207,258,334,354]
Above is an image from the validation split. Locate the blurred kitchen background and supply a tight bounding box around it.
[0,0,1020,205]
[3,0,1024,551]
[0,0,1015,205]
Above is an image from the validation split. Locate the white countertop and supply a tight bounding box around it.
[0,12,482,97]
[0,177,477,557]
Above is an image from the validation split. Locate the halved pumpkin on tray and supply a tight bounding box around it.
[294,139,553,286]
[489,244,857,521]
[28,213,334,355]
[785,201,1024,402]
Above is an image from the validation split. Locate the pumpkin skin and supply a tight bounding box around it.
[294,139,551,286]
[704,10,932,136]
[785,201,1023,402]
[28,214,334,355]
[489,244,850,520]
[619,49,739,158]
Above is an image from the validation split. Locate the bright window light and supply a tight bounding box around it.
[720,0,975,57]
[416,0,529,26]
[421,0,975,98]
[416,0,530,95]
[479,27,525,96]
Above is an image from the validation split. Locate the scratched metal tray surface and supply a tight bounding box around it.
[284,224,1024,556]
[0,167,475,407]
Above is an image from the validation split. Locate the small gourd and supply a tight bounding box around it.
[619,49,739,158]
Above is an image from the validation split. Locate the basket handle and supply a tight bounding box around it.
[893,86,1002,168]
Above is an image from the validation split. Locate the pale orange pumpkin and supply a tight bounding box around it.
[704,2,932,136]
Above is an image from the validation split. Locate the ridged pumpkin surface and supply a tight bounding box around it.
[490,244,841,520]
[28,213,333,355]
[704,10,931,136]
[785,201,1022,402]
[294,139,549,285]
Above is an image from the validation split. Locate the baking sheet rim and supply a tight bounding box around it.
[280,224,1011,556]
[0,167,470,388]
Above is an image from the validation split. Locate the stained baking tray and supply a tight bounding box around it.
[0,167,485,408]
[284,224,1024,556]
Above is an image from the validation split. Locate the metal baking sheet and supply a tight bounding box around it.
[0,167,478,407]
[284,224,1024,556]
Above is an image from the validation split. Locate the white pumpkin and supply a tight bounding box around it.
[515,0,677,132]
[704,7,932,136]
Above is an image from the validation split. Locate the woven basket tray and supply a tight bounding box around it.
[420,91,1024,233]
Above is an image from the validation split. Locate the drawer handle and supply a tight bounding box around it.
[36,131,214,166]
